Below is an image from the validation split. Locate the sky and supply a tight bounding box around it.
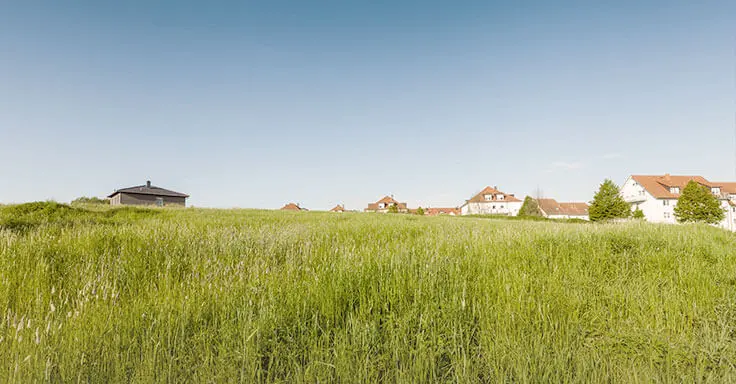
[1,1,735,209]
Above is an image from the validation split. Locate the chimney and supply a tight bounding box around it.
[493,185,498,190]
[664,174,670,181]
[146,180,151,188]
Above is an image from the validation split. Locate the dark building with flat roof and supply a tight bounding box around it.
[108,181,189,207]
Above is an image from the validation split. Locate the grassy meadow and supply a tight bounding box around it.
[1,202,736,382]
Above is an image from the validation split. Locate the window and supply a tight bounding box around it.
[155,197,164,207]
[492,205,496,210]
[670,187,679,194]
[498,195,504,200]
[484,194,492,201]
[712,187,721,195]
[664,212,671,219]
[663,200,669,206]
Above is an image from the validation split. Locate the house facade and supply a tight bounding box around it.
[620,174,736,231]
[365,196,408,213]
[108,181,188,207]
[460,186,522,216]
[537,198,589,220]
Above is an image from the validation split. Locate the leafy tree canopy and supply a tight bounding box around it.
[674,181,724,224]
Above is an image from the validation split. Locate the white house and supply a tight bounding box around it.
[620,174,736,231]
[460,186,522,216]
[537,198,590,220]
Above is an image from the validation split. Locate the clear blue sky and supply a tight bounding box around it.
[1,1,735,209]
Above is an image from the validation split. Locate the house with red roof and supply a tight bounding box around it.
[365,196,408,213]
[460,186,522,216]
[330,204,346,212]
[536,198,589,220]
[280,203,307,211]
[621,174,736,231]
[425,207,461,216]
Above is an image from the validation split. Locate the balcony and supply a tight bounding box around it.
[623,193,646,203]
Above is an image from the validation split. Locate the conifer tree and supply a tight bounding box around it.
[518,196,544,217]
[589,179,630,222]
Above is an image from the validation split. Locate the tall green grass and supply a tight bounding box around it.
[1,203,736,382]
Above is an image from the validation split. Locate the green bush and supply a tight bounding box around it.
[632,208,645,220]
[0,201,157,232]
[71,196,110,205]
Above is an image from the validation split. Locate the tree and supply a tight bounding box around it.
[589,179,630,222]
[387,204,399,214]
[674,180,725,224]
[632,208,645,220]
[518,196,544,217]
[415,207,425,216]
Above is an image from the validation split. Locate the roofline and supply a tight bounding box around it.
[107,190,190,199]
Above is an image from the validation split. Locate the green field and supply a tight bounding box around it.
[1,203,736,382]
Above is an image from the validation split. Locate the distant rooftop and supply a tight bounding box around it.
[108,181,189,198]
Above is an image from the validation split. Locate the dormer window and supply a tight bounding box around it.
[484,194,493,201]
[497,194,504,200]
[378,203,385,209]
[712,187,721,195]
[670,187,680,194]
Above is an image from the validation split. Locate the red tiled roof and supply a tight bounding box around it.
[365,196,407,211]
[425,207,460,216]
[466,186,521,203]
[376,196,399,204]
[631,175,715,199]
[330,205,345,212]
[537,198,589,217]
[715,182,736,194]
[280,203,304,211]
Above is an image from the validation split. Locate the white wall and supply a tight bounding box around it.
[621,176,734,231]
[461,201,522,216]
[621,177,676,224]
[547,214,589,221]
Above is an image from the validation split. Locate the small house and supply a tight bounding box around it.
[460,186,522,216]
[108,181,188,207]
[281,203,308,211]
[365,196,408,213]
